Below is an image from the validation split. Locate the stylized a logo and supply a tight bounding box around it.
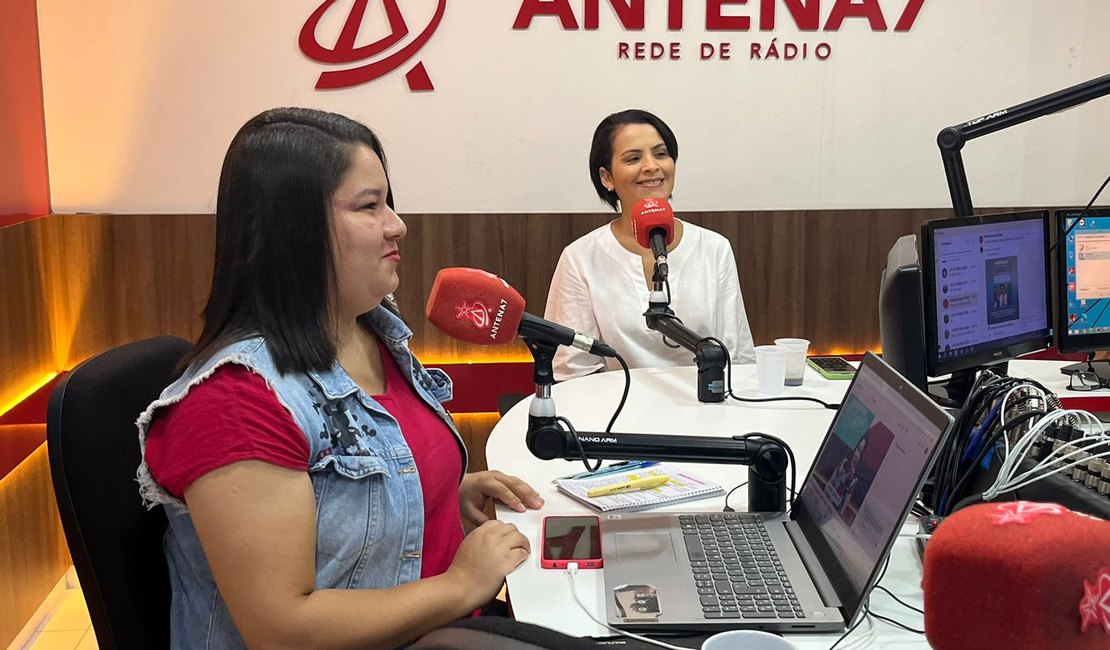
[299,0,447,91]
[455,300,491,329]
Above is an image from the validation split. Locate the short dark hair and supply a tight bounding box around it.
[588,109,679,211]
[184,107,395,375]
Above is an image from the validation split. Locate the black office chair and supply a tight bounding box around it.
[47,336,192,650]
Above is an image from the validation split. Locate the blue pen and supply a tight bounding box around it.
[555,460,660,481]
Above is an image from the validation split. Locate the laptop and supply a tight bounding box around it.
[601,352,953,633]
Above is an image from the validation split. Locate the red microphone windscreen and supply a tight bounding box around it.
[922,501,1110,650]
[425,268,526,346]
[631,198,675,250]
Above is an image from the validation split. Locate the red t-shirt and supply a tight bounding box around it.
[145,344,465,579]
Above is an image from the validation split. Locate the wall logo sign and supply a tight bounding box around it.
[300,0,927,91]
[299,0,447,91]
[513,0,927,63]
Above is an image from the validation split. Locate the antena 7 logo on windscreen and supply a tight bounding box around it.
[456,300,491,329]
[299,0,447,91]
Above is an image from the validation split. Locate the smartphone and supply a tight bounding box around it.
[807,356,857,380]
[540,515,603,569]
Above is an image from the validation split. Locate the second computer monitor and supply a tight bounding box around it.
[920,211,1052,377]
[1056,208,1110,355]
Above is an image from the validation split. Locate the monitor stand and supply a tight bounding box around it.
[938,368,981,406]
[928,363,1010,409]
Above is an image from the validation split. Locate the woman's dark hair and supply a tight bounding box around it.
[182,107,396,375]
[588,109,679,211]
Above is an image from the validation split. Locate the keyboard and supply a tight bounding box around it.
[680,513,805,619]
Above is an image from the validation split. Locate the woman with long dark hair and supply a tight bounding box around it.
[137,107,541,649]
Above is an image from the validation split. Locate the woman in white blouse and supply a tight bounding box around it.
[544,109,756,381]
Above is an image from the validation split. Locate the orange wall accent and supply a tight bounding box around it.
[0,0,50,223]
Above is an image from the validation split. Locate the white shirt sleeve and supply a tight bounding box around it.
[544,247,607,381]
[717,243,756,364]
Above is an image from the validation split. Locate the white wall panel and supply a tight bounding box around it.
[36,1,1110,214]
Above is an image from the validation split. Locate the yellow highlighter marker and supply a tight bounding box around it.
[587,474,670,498]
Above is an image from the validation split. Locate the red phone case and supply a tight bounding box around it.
[540,516,604,569]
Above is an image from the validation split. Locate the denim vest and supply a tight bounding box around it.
[136,308,466,649]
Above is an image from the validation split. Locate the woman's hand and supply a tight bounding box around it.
[459,470,544,525]
[445,519,531,606]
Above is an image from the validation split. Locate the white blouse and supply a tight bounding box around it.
[544,220,757,381]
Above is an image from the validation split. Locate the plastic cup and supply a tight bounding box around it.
[774,338,811,386]
[702,629,798,650]
[754,345,788,395]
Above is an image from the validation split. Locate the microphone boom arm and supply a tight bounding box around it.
[644,262,729,403]
[937,73,1110,217]
[526,416,789,513]
[520,335,787,513]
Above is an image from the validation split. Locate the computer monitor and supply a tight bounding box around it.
[878,234,927,392]
[920,211,1052,377]
[1055,208,1110,357]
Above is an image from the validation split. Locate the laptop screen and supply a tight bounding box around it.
[794,353,950,617]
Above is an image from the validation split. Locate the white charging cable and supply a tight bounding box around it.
[564,562,689,650]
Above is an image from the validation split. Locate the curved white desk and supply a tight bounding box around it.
[486,364,930,648]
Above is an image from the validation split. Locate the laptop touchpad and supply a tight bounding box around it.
[614,532,677,563]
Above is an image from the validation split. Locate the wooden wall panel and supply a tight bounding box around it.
[0,220,55,411]
[686,209,947,352]
[5,209,973,384]
[0,444,69,648]
[36,213,215,370]
[398,209,952,357]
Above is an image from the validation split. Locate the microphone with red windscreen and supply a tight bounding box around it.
[631,198,675,276]
[922,501,1110,649]
[425,267,618,358]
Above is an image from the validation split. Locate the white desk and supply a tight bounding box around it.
[486,364,931,648]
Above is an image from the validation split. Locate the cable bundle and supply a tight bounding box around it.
[931,369,1110,516]
[932,371,1051,515]
[983,410,1109,500]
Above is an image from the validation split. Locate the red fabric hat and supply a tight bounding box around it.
[922,501,1110,650]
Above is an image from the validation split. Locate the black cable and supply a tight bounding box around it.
[829,553,929,649]
[723,481,798,513]
[722,481,747,512]
[605,352,632,434]
[827,610,869,650]
[1050,171,1110,252]
[873,585,924,615]
[865,606,925,635]
[560,416,602,474]
[565,352,633,475]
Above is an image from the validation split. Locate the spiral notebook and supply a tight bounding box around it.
[553,463,723,513]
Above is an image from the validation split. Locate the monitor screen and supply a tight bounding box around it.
[1057,208,1110,353]
[920,211,1052,376]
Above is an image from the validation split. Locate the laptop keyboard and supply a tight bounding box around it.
[680,513,805,620]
